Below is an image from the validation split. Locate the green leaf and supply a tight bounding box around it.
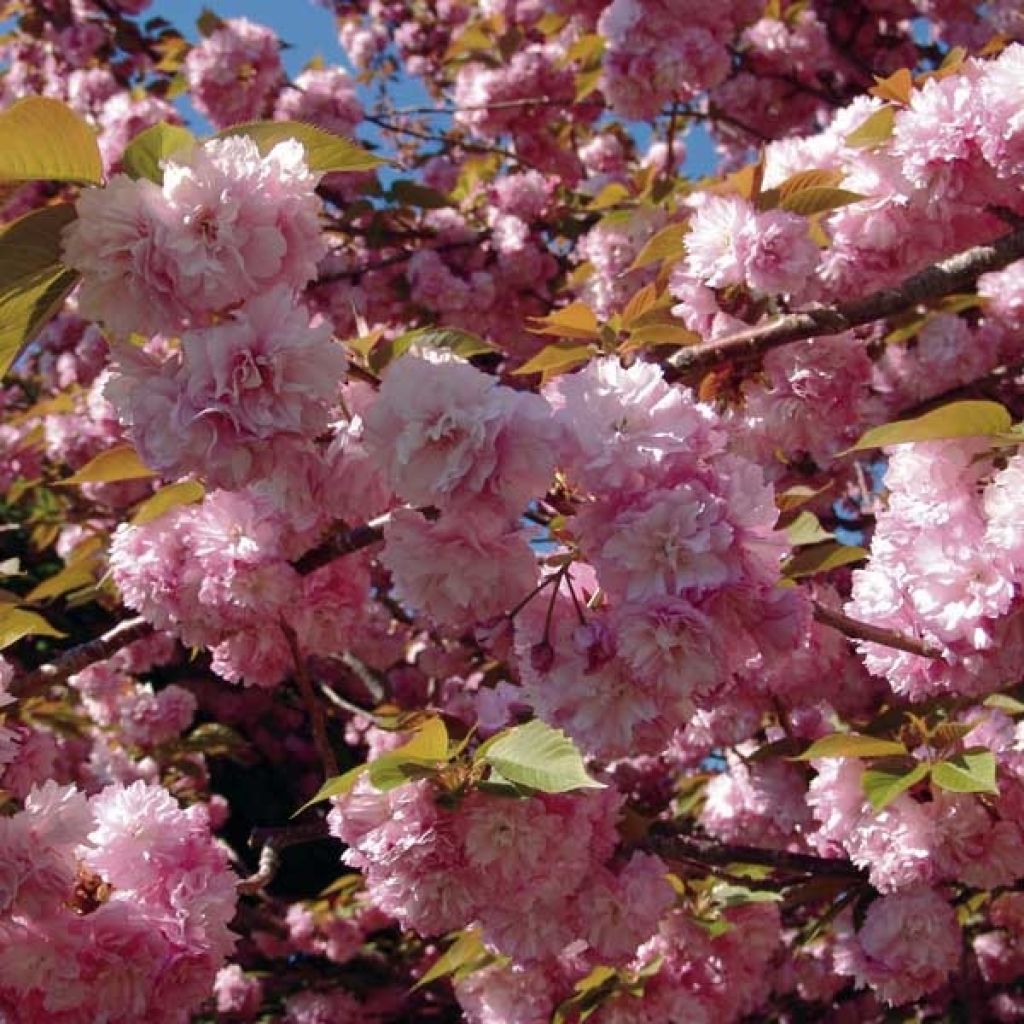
[621,323,701,350]
[216,120,384,172]
[782,541,868,579]
[0,607,65,649]
[368,754,444,791]
[574,67,603,102]
[587,182,631,210]
[366,717,451,792]
[552,966,620,1024]
[983,693,1024,716]
[0,203,81,379]
[26,549,102,603]
[131,479,205,525]
[394,716,450,760]
[932,749,999,795]
[512,342,594,378]
[713,882,784,908]
[120,123,196,183]
[794,732,907,761]
[479,719,604,793]
[292,763,367,817]
[0,97,103,185]
[629,222,687,271]
[776,483,833,514]
[845,106,897,148]
[527,301,600,340]
[785,510,833,547]
[413,929,488,991]
[390,179,452,208]
[394,326,497,360]
[861,756,930,810]
[757,168,845,210]
[777,186,865,216]
[847,400,1012,453]
[58,444,157,485]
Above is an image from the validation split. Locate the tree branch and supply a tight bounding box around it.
[813,601,943,659]
[237,821,333,895]
[10,615,154,697]
[282,621,339,778]
[293,512,392,575]
[647,828,866,880]
[666,227,1024,380]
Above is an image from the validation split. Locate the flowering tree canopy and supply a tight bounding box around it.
[5,0,1024,1021]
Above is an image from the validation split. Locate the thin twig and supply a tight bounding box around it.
[237,821,332,895]
[315,237,484,285]
[388,96,562,116]
[282,621,339,778]
[363,113,534,169]
[666,227,1024,380]
[812,601,943,659]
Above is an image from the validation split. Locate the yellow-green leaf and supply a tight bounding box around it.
[366,716,452,792]
[527,301,600,339]
[479,719,604,793]
[758,168,845,210]
[512,341,594,378]
[983,693,1024,716]
[217,120,384,172]
[575,67,603,102]
[620,282,659,328]
[0,97,102,185]
[870,67,913,106]
[444,21,493,60]
[120,123,196,182]
[588,182,631,210]
[782,542,868,578]
[629,222,687,271]
[845,106,896,149]
[0,606,65,648]
[413,930,488,991]
[394,716,450,761]
[131,479,205,525]
[621,323,701,350]
[26,545,102,603]
[778,187,865,217]
[932,749,998,795]
[862,756,930,810]
[846,400,1012,453]
[552,966,620,1024]
[58,444,157,486]
[785,510,833,547]
[395,326,497,359]
[0,203,80,379]
[794,733,907,761]
[776,483,832,513]
[562,32,605,67]
[292,764,367,817]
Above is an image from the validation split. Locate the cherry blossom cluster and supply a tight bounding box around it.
[0,779,236,1023]
[330,776,673,965]
[5,0,1024,1020]
[847,439,1024,700]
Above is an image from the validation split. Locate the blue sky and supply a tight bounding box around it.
[150,0,344,76]
[149,0,718,176]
